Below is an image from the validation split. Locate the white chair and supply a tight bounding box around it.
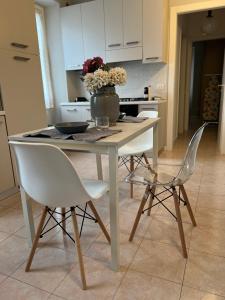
[118,110,158,198]
[9,141,110,290]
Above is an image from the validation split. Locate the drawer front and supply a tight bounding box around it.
[82,106,91,121]
[139,104,158,112]
[61,106,91,122]
[61,107,82,122]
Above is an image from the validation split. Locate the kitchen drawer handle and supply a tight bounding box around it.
[86,108,91,111]
[145,57,159,60]
[108,43,121,47]
[126,41,139,45]
[11,42,28,49]
[66,108,77,112]
[13,56,30,62]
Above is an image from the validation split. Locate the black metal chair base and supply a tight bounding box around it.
[40,204,97,243]
[118,153,147,173]
[142,185,187,220]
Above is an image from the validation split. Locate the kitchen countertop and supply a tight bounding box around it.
[61,100,167,106]
[0,111,5,116]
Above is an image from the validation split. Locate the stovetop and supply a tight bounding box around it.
[120,97,147,102]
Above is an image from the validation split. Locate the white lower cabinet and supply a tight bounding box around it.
[61,105,91,122]
[0,116,15,194]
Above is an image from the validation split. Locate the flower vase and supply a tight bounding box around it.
[90,86,120,126]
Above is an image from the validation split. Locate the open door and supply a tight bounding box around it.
[218,50,225,154]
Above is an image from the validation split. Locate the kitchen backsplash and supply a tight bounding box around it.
[66,60,168,101]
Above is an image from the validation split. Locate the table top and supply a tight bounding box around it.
[8,118,159,149]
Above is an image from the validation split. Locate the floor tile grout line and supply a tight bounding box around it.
[7,275,54,296]
[179,226,193,299]
[111,235,148,298]
[182,283,225,298]
[111,214,156,300]
[48,224,104,297]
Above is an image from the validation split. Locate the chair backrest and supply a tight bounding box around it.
[10,142,91,208]
[175,123,207,185]
[130,110,158,147]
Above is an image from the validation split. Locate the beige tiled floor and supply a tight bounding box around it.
[1,126,225,299]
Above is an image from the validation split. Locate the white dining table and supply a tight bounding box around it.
[9,118,159,271]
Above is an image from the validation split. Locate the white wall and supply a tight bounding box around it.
[67,61,168,101]
[45,3,68,123]
[170,0,216,6]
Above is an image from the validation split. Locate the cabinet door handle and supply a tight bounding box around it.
[108,43,121,47]
[66,108,77,112]
[126,41,139,45]
[11,42,28,49]
[86,108,91,111]
[145,57,159,60]
[13,56,30,62]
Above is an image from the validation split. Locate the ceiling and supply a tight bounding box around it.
[36,0,58,6]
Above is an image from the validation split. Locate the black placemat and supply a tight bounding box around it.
[24,127,122,142]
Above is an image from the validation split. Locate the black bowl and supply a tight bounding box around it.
[55,122,89,134]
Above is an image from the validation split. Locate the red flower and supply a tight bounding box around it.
[82,57,104,75]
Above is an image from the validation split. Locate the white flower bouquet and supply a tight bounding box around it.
[81,57,127,93]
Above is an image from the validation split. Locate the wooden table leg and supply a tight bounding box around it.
[20,187,35,247]
[153,123,158,169]
[108,146,120,271]
[96,153,103,180]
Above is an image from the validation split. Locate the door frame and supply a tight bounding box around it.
[167,0,225,150]
[219,50,225,153]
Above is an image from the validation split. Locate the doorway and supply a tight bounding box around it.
[175,8,225,151]
[167,0,225,152]
[189,39,225,131]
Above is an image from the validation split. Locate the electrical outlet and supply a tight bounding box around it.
[156,83,165,90]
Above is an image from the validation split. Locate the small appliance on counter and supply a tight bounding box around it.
[72,97,88,102]
[151,96,163,101]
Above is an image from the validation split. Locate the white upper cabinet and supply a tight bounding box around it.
[0,0,39,55]
[104,0,143,63]
[81,0,106,60]
[104,0,123,50]
[123,0,142,48]
[61,5,84,70]
[143,0,168,63]
[60,0,168,65]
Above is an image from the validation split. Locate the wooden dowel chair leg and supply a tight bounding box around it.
[147,186,155,217]
[180,185,197,227]
[88,201,111,244]
[173,188,188,258]
[129,186,150,242]
[61,208,66,234]
[71,207,87,290]
[25,206,48,272]
[142,154,157,217]
[130,155,134,198]
[143,153,149,165]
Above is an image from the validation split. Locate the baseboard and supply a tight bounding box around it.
[0,186,19,201]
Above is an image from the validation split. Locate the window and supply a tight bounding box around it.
[35,5,54,109]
